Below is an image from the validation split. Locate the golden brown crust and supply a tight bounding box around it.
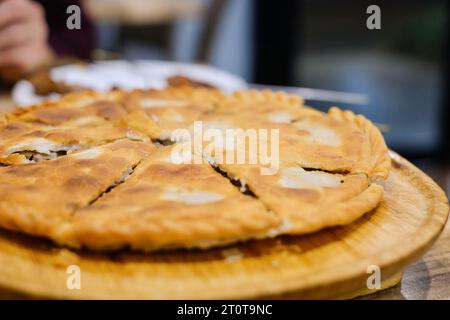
[54,146,280,251]
[0,88,391,251]
[121,87,225,140]
[328,107,391,181]
[117,110,161,139]
[10,91,109,118]
[191,90,390,237]
[0,121,148,165]
[212,161,384,235]
[11,91,125,125]
[201,91,389,179]
[231,90,305,107]
[0,140,155,238]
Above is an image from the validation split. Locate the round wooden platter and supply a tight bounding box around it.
[0,152,448,299]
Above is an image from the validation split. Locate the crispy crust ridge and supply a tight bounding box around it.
[0,88,391,251]
[328,107,391,181]
[230,90,304,107]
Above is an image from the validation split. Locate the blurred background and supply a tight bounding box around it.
[0,0,448,194]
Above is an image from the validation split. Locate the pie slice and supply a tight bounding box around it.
[200,91,390,180]
[0,140,154,238]
[210,161,383,235]
[0,87,391,252]
[54,145,280,251]
[0,120,148,165]
[194,90,389,235]
[0,120,54,165]
[210,90,307,123]
[9,91,126,125]
[121,87,224,140]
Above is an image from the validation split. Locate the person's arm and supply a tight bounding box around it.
[0,0,95,83]
[0,0,53,82]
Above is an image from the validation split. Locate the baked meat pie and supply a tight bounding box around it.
[0,88,390,251]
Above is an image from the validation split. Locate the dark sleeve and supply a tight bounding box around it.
[35,0,96,60]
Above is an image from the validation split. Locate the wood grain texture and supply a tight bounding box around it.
[361,161,450,300]
[361,221,450,300]
[0,152,447,299]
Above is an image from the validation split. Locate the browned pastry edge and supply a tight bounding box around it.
[0,88,391,251]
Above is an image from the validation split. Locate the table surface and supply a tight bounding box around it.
[0,91,449,300]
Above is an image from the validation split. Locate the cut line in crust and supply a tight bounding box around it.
[0,88,391,251]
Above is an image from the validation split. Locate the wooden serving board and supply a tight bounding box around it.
[0,152,448,299]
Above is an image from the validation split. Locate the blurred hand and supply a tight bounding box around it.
[0,0,54,83]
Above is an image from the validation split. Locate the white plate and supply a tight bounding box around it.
[12,60,247,107]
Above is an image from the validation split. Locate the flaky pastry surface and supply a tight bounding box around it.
[0,87,390,251]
